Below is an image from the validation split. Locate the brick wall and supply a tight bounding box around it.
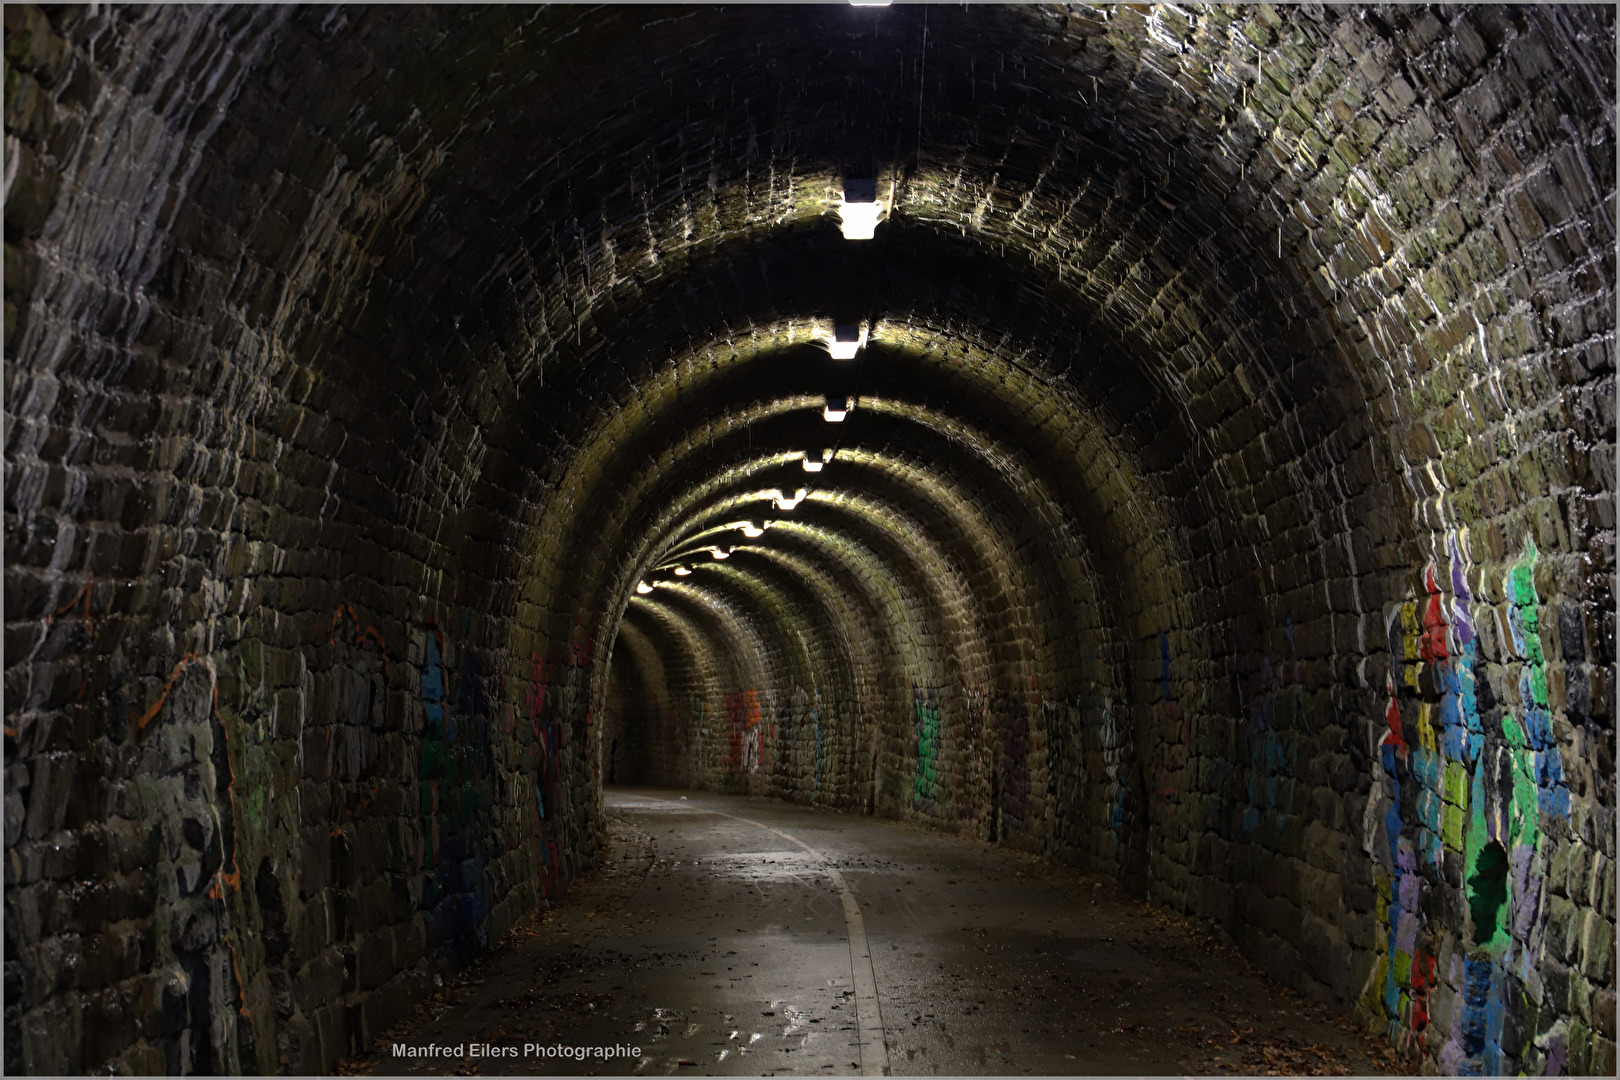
[5,4,1613,1075]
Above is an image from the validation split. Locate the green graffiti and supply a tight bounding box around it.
[1442,761,1468,850]
[1467,841,1510,946]
[913,691,940,803]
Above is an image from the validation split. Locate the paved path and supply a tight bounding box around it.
[346,787,1399,1076]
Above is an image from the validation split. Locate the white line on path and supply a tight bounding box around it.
[615,793,890,1076]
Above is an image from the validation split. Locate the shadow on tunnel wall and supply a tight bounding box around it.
[3,2,1615,1075]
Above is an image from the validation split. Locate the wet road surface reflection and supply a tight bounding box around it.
[342,788,1400,1076]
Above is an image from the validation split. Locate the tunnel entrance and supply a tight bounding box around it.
[3,3,1613,1076]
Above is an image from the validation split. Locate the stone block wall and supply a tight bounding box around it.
[5,4,1613,1076]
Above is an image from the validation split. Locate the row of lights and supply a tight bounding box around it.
[638,481,825,593]
[838,176,883,241]
[826,174,879,432]
[637,146,887,599]
[824,4,887,508]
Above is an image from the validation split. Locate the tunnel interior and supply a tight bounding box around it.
[4,3,1615,1076]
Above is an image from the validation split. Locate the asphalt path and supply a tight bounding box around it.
[346,787,1399,1076]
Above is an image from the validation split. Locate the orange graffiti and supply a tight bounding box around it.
[47,575,97,637]
[133,652,203,729]
[329,603,392,687]
[1419,564,1449,663]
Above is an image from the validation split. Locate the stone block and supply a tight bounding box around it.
[1578,911,1614,984]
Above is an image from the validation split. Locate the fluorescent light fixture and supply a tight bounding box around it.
[674,566,691,576]
[839,203,882,240]
[774,488,808,510]
[636,581,653,594]
[839,177,882,240]
[827,322,867,359]
[823,395,849,422]
[850,1,891,6]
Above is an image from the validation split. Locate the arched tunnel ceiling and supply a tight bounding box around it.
[3,3,1614,1076]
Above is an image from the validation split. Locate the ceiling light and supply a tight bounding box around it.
[827,322,867,360]
[636,581,653,594]
[674,566,691,576]
[774,488,808,510]
[823,395,849,422]
[839,178,882,240]
[850,1,891,6]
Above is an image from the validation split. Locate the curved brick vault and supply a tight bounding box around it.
[3,3,1614,1075]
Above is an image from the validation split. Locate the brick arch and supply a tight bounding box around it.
[4,4,1611,1074]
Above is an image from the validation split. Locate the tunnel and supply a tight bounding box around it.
[3,2,1615,1075]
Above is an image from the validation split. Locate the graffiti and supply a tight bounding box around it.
[131,650,207,730]
[1224,612,1313,838]
[1366,580,1447,1053]
[412,615,528,952]
[455,646,489,723]
[1093,696,1126,848]
[419,628,449,868]
[1152,633,1192,798]
[528,653,557,722]
[1359,536,1576,1074]
[912,687,941,808]
[744,690,763,774]
[1504,547,1569,820]
[518,620,599,905]
[1239,647,1299,835]
[568,613,595,669]
[724,689,763,773]
[687,698,707,787]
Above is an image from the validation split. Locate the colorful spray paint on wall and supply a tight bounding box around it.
[913,686,940,810]
[1360,537,1577,1074]
[412,620,500,958]
[725,689,764,774]
[525,648,573,906]
[1237,623,1302,836]
[743,689,763,774]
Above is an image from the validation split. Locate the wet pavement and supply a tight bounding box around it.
[343,787,1402,1076]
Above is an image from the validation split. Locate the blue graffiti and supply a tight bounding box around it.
[1521,699,1569,819]
[456,647,489,718]
[1242,661,1298,834]
[1158,633,1173,704]
[423,633,446,733]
